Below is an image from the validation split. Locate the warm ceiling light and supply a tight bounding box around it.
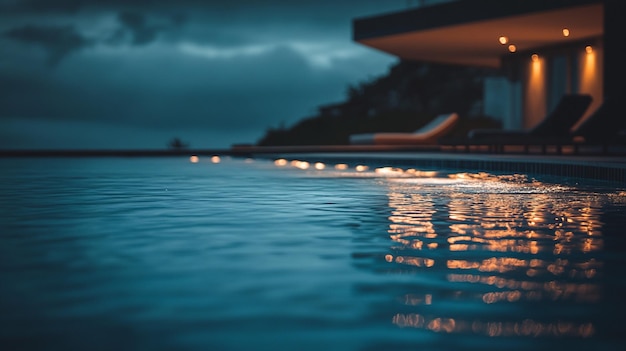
[498,36,508,45]
[508,44,517,53]
[562,28,570,37]
[586,45,593,54]
[531,54,539,62]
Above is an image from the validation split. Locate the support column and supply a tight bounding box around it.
[603,0,626,125]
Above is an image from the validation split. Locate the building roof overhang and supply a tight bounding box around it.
[353,0,604,68]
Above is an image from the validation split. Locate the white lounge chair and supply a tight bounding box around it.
[349,112,459,145]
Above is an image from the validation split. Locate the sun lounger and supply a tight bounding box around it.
[571,99,621,143]
[442,94,592,153]
[349,112,458,145]
[570,99,626,153]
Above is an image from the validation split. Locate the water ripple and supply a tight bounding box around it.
[1,157,625,351]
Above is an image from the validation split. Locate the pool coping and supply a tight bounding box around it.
[2,148,625,183]
[246,151,626,184]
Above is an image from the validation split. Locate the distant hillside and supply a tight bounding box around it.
[257,60,502,146]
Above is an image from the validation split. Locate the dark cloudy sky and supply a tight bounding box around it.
[0,0,417,150]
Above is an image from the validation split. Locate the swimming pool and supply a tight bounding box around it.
[1,156,625,350]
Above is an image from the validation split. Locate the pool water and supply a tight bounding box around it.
[1,157,625,351]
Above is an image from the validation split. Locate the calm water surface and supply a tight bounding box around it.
[1,157,625,351]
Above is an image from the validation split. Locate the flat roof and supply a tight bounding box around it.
[353,0,604,67]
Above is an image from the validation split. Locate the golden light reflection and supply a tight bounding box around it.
[382,173,606,336]
[405,169,438,177]
[283,162,444,179]
[393,313,594,337]
[401,293,432,306]
[274,158,288,166]
[390,255,435,267]
[375,167,405,176]
[210,156,221,163]
[189,155,199,163]
[448,171,501,180]
[290,160,310,169]
[447,273,602,303]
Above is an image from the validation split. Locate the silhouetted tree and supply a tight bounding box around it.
[257,59,500,146]
[168,137,189,149]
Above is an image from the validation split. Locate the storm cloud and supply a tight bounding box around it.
[111,11,184,46]
[4,24,92,65]
[0,0,404,149]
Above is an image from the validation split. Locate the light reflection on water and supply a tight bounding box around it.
[1,157,625,351]
[382,176,607,339]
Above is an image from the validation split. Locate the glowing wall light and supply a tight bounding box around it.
[508,44,517,53]
[530,55,543,89]
[581,45,597,94]
[498,36,508,45]
[189,155,199,163]
[562,28,570,37]
[314,162,325,170]
[525,52,546,128]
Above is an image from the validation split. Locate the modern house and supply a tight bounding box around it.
[353,0,623,131]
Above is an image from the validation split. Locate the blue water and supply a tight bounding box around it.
[1,156,625,351]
